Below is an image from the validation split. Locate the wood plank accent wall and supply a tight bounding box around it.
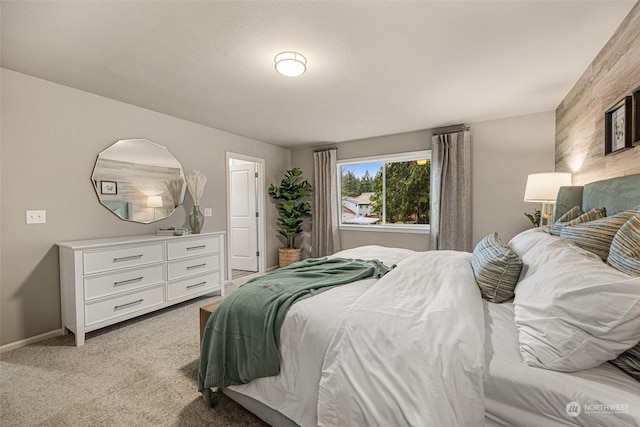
[93,158,182,222]
[556,2,640,185]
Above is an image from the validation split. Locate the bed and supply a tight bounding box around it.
[199,173,640,426]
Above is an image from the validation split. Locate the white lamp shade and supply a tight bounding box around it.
[523,172,572,202]
[147,196,163,208]
[274,52,306,77]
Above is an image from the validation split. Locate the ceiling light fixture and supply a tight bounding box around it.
[274,51,307,77]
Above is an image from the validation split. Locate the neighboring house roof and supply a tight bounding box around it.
[342,203,357,214]
[343,193,374,206]
[356,192,375,204]
[343,196,369,206]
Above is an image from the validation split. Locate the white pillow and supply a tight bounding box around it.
[508,228,640,372]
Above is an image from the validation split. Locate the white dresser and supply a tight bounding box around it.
[58,231,225,346]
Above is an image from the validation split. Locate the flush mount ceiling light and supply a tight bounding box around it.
[274,51,307,77]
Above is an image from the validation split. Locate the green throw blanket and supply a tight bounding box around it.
[198,257,392,406]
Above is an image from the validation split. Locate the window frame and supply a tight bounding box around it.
[337,150,431,234]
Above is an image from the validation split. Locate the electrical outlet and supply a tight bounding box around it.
[204,208,213,217]
[26,210,47,224]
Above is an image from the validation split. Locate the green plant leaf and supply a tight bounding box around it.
[269,168,313,249]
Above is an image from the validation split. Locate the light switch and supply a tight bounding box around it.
[26,210,47,224]
[204,208,213,217]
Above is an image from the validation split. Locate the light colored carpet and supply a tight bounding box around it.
[0,283,269,427]
[231,269,255,280]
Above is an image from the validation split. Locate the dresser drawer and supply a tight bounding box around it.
[83,243,164,275]
[84,285,165,326]
[167,253,220,281]
[84,264,165,301]
[167,271,221,301]
[167,235,220,260]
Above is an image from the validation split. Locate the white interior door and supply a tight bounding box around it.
[229,160,258,271]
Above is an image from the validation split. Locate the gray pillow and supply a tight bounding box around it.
[565,207,607,226]
[607,211,640,276]
[606,211,640,383]
[610,344,640,382]
[560,208,637,261]
[549,205,583,236]
[471,232,523,303]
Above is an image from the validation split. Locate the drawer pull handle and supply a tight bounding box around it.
[186,245,206,251]
[187,281,207,289]
[187,263,207,270]
[113,277,144,287]
[114,299,144,311]
[113,254,143,263]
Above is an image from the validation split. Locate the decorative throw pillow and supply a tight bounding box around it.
[610,344,640,382]
[560,207,637,261]
[607,211,640,276]
[510,228,640,372]
[471,232,523,303]
[549,205,583,236]
[565,207,607,226]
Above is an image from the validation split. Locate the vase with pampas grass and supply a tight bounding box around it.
[186,170,207,234]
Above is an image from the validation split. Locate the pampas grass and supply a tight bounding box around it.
[186,170,207,205]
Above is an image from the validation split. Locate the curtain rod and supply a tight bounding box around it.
[432,126,470,136]
[313,146,337,152]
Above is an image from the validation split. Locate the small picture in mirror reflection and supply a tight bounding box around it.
[101,181,118,195]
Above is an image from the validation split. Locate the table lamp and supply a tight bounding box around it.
[147,196,163,221]
[523,172,572,226]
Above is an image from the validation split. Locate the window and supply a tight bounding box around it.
[337,151,431,233]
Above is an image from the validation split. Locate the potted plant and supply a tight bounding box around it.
[268,168,312,267]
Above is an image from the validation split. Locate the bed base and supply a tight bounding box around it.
[220,388,299,427]
[220,386,511,427]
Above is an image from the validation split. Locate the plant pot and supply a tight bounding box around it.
[278,248,301,268]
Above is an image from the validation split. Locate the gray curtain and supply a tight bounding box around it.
[431,129,472,251]
[312,148,341,257]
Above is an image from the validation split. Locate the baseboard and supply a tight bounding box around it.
[0,329,64,354]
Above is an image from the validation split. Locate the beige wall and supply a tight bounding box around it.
[471,112,556,244]
[291,111,556,253]
[556,2,640,184]
[0,69,290,346]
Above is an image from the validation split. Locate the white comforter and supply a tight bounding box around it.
[229,246,486,426]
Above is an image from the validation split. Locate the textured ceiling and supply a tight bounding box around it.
[1,1,635,148]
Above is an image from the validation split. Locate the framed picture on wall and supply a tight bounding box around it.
[100,181,118,195]
[604,96,632,155]
[633,86,640,145]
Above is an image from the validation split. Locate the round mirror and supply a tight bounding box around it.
[91,139,186,224]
